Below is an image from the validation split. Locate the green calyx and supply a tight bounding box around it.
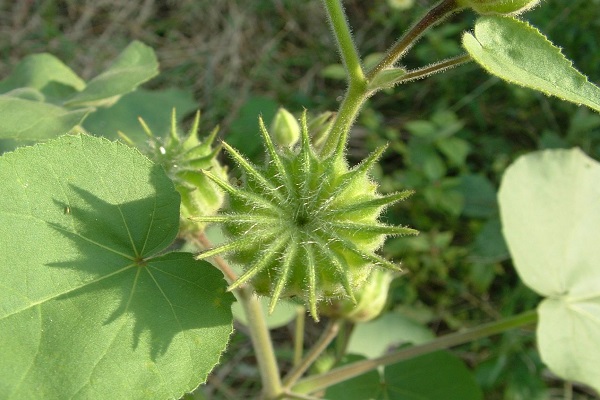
[196,112,417,320]
[457,0,541,15]
[128,109,227,236]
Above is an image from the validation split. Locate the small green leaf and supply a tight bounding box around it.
[0,53,85,95]
[0,95,90,140]
[368,67,407,91]
[463,16,600,113]
[65,41,159,107]
[0,134,234,399]
[499,148,600,391]
[383,351,483,400]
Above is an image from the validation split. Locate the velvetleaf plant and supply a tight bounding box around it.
[1,0,600,399]
[195,113,417,320]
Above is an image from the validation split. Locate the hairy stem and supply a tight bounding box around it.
[322,0,364,84]
[392,54,472,86]
[292,309,538,394]
[366,0,462,80]
[320,0,368,158]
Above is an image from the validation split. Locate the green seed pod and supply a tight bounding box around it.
[320,269,395,322]
[196,112,417,320]
[131,109,227,236]
[457,0,541,15]
[270,107,301,148]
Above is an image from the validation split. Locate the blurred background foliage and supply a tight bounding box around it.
[2,0,599,398]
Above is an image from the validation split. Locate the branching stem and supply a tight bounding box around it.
[283,319,341,388]
[366,0,462,80]
[292,309,538,394]
[392,54,472,86]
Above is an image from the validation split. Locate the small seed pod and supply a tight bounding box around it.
[196,112,417,320]
[126,109,228,236]
[457,0,541,15]
[320,269,395,322]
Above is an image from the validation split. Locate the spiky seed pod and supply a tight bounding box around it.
[457,0,541,15]
[125,109,228,236]
[195,113,417,320]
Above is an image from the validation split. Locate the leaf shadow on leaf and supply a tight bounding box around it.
[46,180,232,360]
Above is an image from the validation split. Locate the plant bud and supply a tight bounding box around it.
[457,0,541,15]
[129,109,227,237]
[320,269,394,322]
[270,107,300,148]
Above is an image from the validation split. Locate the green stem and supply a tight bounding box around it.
[320,83,368,158]
[292,309,538,394]
[366,0,462,80]
[322,0,364,83]
[293,306,306,367]
[320,0,368,159]
[237,287,283,399]
[283,319,341,388]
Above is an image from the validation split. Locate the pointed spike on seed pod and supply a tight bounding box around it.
[117,131,136,146]
[138,116,154,138]
[169,108,180,143]
[182,110,202,149]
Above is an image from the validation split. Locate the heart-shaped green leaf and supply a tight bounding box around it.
[65,41,159,108]
[499,148,600,391]
[0,134,234,399]
[463,16,600,113]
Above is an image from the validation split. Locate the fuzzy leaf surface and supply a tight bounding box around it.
[499,148,600,391]
[0,134,234,400]
[463,16,600,112]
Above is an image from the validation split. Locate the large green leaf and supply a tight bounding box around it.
[325,351,483,400]
[0,134,234,399]
[463,16,600,113]
[498,148,600,392]
[65,41,159,108]
[0,95,90,140]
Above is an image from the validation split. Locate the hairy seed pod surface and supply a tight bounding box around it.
[196,113,417,320]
